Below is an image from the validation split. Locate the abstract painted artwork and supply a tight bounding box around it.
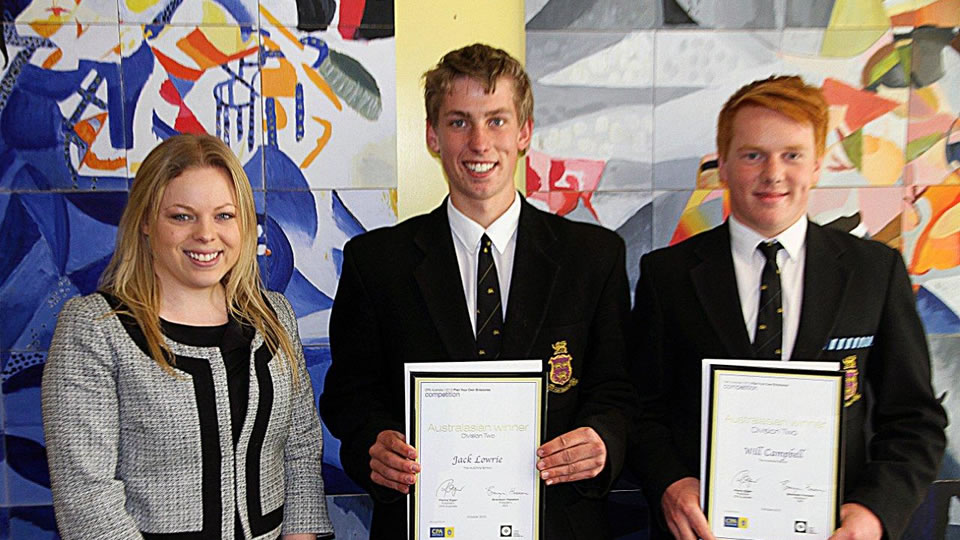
[1,0,958,538]
[527,1,959,536]
[1,0,395,537]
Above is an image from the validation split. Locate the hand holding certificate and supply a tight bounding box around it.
[701,360,844,540]
[369,430,420,494]
[536,426,607,485]
[405,361,546,540]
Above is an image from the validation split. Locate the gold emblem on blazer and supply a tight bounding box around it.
[548,340,578,393]
[843,355,862,407]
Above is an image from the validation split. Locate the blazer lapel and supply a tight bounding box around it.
[413,203,477,360]
[791,222,850,360]
[690,223,754,357]
[501,200,559,358]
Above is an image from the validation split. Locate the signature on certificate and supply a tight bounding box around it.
[732,469,760,489]
[486,486,506,497]
[780,480,826,495]
[486,486,530,498]
[437,479,466,498]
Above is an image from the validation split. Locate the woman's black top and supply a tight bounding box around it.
[161,317,253,540]
[160,317,254,445]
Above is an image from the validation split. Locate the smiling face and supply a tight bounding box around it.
[426,76,532,222]
[719,105,823,238]
[147,166,241,300]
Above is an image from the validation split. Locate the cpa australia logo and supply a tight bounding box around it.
[500,525,513,537]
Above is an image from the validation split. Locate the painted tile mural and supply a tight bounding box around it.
[1,0,395,537]
[526,32,655,192]
[0,0,958,538]
[528,1,960,536]
[257,21,396,190]
[1,23,128,190]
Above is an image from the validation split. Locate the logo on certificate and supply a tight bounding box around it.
[795,520,808,533]
[429,527,454,537]
[548,341,579,393]
[723,516,748,529]
[842,355,862,406]
[500,524,513,536]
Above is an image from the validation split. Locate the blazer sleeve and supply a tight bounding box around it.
[571,236,638,498]
[628,252,697,508]
[272,294,334,537]
[41,297,145,540]
[844,250,947,539]
[318,240,406,504]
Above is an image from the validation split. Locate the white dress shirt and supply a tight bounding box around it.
[447,194,521,336]
[729,215,807,360]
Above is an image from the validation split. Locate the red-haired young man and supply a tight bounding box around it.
[630,76,946,540]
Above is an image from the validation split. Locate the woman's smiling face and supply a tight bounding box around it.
[147,166,241,298]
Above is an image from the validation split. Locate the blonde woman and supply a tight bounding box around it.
[42,134,333,540]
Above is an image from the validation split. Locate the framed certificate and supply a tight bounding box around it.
[405,361,546,540]
[701,360,844,540]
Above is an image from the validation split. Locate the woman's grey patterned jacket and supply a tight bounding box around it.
[41,291,333,539]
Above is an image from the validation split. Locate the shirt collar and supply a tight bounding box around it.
[447,192,521,254]
[729,214,807,262]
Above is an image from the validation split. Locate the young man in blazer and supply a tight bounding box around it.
[319,44,636,539]
[630,76,946,540]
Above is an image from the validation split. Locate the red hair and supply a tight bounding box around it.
[717,75,828,159]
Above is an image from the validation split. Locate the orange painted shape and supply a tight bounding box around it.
[262,58,298,98]
[274,100,288,130]
[930,203,960,239]
[73,123,95,143]
[74,112,109,143]
[262,35,280,50]
[300,117,332,168]
[152,47,203,81]
[821,78,900,131]
[176,39,210,70]
[182,29,228,67]
[671,212,710,246]
[259,5,305,50]
[30,22,61,39]
[670,192,729,246]
[911,188,960,274]
[303,65,343,111]
[42,49,63,69]
[82,153,126,171]
[177,29,258,70]
[890,0,960,26]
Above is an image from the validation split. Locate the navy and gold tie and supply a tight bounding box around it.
[754,241,784,359]
[476,234,503,358]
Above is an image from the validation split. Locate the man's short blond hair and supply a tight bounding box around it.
[423,43,533,127]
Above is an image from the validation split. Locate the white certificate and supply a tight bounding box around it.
[405,361,544,540]
[701,360,843,539]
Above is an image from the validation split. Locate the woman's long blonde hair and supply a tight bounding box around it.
[99,133,298,375]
